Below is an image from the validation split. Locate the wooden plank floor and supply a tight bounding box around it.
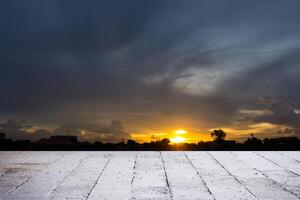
[0,151,299,200]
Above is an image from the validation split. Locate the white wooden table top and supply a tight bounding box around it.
[0,151,299,200]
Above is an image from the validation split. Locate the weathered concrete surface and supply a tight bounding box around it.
[0,151,299,200]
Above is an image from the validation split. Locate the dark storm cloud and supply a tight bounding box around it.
[55,120,128,135]
[1,0,300,138]
[0,119,52,141]
[0,119,131,143]
[0,0,160,113]
[0,119,129,142]
[55,120,130,142]
[221,49,300,100]
[236,97,300,136]
[254,98,300,134]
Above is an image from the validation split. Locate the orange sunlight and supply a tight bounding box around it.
[170,129,187,143]
[170,136,186,143]
[131,128,212,144]
[174,129,187,135]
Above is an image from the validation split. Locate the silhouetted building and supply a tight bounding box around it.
[263,137,300,150]
[35,135,79,150]
[244,134,264,149]
[36,135,78,145]
[50,135,78,144]
[0,132,13,150]
[223,140,237,145]
[1,131,300,151]
[0,132,5,141]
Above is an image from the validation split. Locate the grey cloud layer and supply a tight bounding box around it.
[0,119,129,142]
[1,0,300,139]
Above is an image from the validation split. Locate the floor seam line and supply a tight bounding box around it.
[254,152,300,177]
[47,156,89,197]
[159,151,173,200]
[184,152,216,200]
[129,154,138,200]
[206,151,258,200]
[231,151,300,199]
[85,153,112,200]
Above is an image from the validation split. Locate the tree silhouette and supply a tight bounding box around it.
[211,129,226,141]
[127,139,138,146]
[244,133,263,148]
[1,130,300,150]
[161,138,170,145]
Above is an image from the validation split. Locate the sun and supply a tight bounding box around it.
[174,129,187,135]
[170,136,186,144]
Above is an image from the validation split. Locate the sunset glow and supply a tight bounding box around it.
[1,1,299,144]
[174,129,187,135]
[170,136,186,143]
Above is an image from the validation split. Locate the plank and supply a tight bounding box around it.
[185,151,256,200]
[49,152,111,200]
[0,152,65,197]
[5,152,88,200]
[279,151,300,162]
[0,151,299,200]
[0,151,32,164]
[87,152,136,200]
[161,151,214,200]
[20,151,65,164]
[209,151,299,200]
[130,151,171,200]
[255,151,300,176]
[231,151,300,198]
[0,163,46,196]
[0,151,64,165]
[0,152,64,175]
[0,152,43,176]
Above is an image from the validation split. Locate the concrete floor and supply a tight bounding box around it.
[0,151,300,200]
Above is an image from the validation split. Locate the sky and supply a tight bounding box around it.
[0,0,300,143]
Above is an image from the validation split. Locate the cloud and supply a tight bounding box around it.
[55,120,130,143]
[0,119,52,141]
[0,1,300,137]
[0,119,130,143]
[239,97,300,136]
[255,98,300,124]
[238,109,272,116]
[275,127,294,135]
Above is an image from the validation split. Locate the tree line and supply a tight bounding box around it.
[0,129,299,150]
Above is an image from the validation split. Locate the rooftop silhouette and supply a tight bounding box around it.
[1,130,299,151]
